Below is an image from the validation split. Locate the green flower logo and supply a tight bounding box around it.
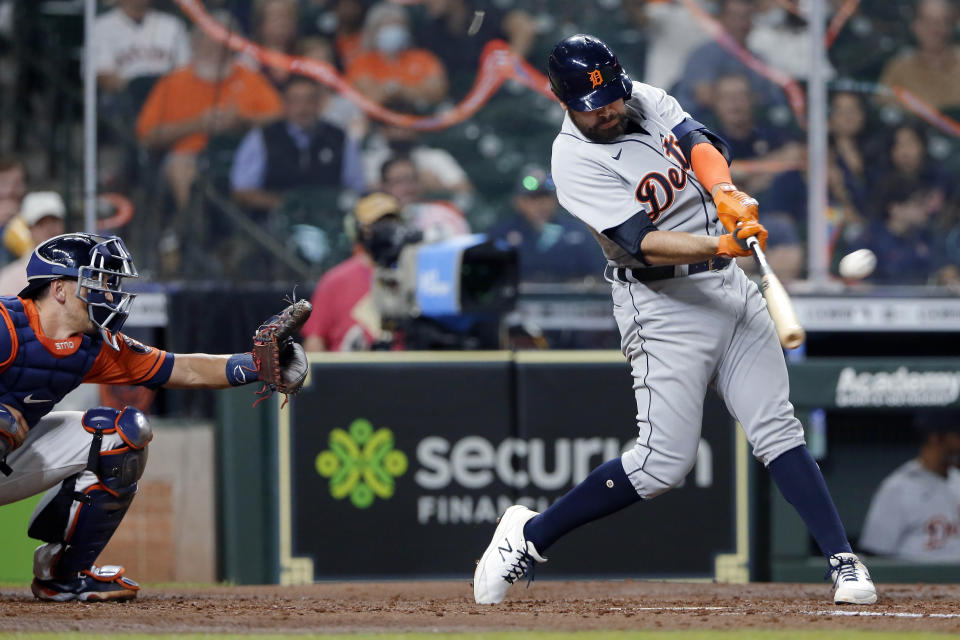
[314,419,408,509]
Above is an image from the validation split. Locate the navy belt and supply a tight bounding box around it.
[605,257,731,283]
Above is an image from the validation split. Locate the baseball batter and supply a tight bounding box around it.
[474,35,876,605]
[0,233,307,602]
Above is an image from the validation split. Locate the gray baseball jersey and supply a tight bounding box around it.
[551,82,805,499]
[553,82,725,268]
[860,460,960,562]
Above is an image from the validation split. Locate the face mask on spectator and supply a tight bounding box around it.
[376,25,411,55]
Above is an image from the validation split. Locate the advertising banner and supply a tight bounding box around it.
[787,358,960,409]
[282,353,740,581]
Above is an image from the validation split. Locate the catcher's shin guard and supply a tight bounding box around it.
[28,407,151,579]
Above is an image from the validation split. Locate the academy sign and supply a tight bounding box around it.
[835,366,960,407]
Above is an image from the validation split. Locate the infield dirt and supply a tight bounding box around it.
[2,581,959,634]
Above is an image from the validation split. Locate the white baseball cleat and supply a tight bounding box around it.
[473,505,547,605]
[828,552,877,605]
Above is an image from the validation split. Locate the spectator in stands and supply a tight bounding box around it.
[92,0,191,106]
[299,36,364,135]
[487,166,602,283]
[135,11,283,212]
[672,0,788,121]
[829,91,872,221]
[307,0,368,69]
[249,0,300,90]
[827,1,907,81]
[346,3,448,107]
[869,123,952,217]
[0,191,65,295]
[709,73,802,199]
[856,181,942,285]
[332,0,368,68]
[414,0,536,99]
[380,155,469,244]
[747,6,834,82]
[203,0,256,31]
[860,410,960,562]
[0,155,26,235]
[879,0,960,112]
[230,76,364,213]
[301,192,401,351]
[637,0,710,93]
[765,139,868,235]
[363,101,472,207]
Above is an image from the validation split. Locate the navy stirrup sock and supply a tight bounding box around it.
[768,444,852,557]
[523,457,642,554]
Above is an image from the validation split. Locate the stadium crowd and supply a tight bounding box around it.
[0,0,958,301]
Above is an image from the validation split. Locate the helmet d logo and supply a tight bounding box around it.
[315,418,407,509]
[588,69,604,88]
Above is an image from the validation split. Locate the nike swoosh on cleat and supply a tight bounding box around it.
[612,149,622,160]
[23,394,51,404]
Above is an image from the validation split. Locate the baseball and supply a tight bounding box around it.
[838,248,877,280]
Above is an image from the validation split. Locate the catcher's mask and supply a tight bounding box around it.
[20,233,138,350]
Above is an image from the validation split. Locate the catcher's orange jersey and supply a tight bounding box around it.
[0,297,173,388]
[83,333,172,387]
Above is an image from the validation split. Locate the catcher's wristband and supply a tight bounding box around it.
[226,353,259,386]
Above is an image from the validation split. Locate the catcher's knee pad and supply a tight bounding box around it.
[28,407,151,576]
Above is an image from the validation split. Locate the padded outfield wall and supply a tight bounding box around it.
[218,353,960,585]
[219,351,751,585]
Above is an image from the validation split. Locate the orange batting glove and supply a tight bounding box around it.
[716,220,768,258]
[713,184,759,233]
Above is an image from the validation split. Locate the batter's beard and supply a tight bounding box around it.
[579,113,627,143]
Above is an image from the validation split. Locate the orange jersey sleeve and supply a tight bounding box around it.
[398,50,445,88]
[346,49,444,89]
[0,299,18,375]
[236,66,283,119]
[136,65,281,154]
[135,71,179,142]
[84,334,175,388]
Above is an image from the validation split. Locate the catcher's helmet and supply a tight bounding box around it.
[548,34,632,112]
[20,232,138,350]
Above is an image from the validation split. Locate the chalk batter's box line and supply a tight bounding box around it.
[608,606,960,619]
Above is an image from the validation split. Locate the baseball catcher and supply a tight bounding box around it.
[0,232,308,602]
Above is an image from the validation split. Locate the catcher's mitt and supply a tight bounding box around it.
[252,299,312,405]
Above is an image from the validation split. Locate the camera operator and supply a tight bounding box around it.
[303,190,517,351]
[302,192,419,352]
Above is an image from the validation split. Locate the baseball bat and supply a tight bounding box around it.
[746,237,806,349]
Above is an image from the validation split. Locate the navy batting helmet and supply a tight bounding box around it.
[548,34,632,112]
[20,232,138,350]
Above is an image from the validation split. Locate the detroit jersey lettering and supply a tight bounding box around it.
[551,83,723,267]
